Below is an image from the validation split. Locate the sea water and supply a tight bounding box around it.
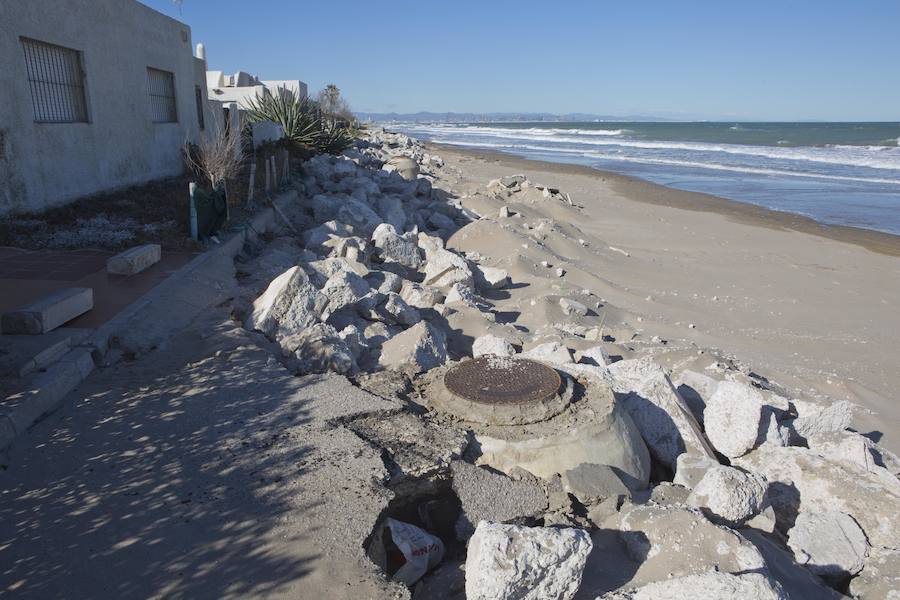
[393,122,900,236]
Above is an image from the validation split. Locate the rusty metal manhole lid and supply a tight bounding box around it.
[443,356,562,406]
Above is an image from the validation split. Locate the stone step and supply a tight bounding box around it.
[1,287,93,335]
[107,243,161,275]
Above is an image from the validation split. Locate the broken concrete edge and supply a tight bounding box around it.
[0,347,94,452]
[83,190,295,362]
[0,190,296,455]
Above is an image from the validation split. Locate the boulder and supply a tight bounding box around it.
[608,358,714,471]
[336,197,383,237]
[364,270,403,294]
[806,429,900,478]
[703,381,767,458]
[472,334,515,358]
[377,293,421,326]
[428,211,456,232]
[245,266,326,341]
[559,297,589,317]
[790,400,853,440]
[400,281,445,309]
[282,323,357,375]
[321,269,370,314]
[686,465,768,527]
[422,248,474,289]
[600,504,771,589]
[499,174,527,189]
[444,283,490,312]
[787,511,868,581]
[301,220,354,250]
[473,265,509,291]
[521,341,573,365]
[561,463,631,505]
[599,571,787,600]
[375,195,408,232]
[849,547,900,600]
[465,522,592,600]
[450,461,547,541]
[379,321,447,373]
[674,370,720,425]
[372,223,422,269]
[672,453,720,489]
[386,156,419,181]
[740,529,845,600]
[734,445,900,548]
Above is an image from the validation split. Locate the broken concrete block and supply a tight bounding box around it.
[2,287,93,334]
[521,341,573,365]
[379,321,447,373]
[106,243,161,275]
[686,465,768,527]
[472,334,514,358]
[559,297,588,316]
[561,463,631,505]
[474,265,509,291]
[465,522,591,600]
[602,571,787,600]
[245,266,326,341]
[450,461,547,541]
[703,380,766,458]
[787,511,868,582]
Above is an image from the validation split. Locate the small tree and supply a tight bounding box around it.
[317,84,341,118]
[182,124,242,190]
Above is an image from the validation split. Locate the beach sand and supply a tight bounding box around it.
[431,143,900,453]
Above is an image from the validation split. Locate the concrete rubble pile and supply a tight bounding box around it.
[230,128,899,599]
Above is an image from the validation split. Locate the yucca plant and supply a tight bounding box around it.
[316,120,356,155]
[243,90,321,148]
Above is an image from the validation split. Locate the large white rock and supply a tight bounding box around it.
[372,223,422,269]
[578,346,610,367]
[379,321,447,373]
[336,197,383,237]
[600,571,787,600]
[703,381,766,458]
[474,265,510,291]
[608,358,714,470]
[400,281,444,309]
[321,269,370,314]
[465,522,592,600]
[674,369,720,425]
[472,334,515,358]
[787,511,868,581]
[734,445,900,548]
[245,266,326,340]
[377,293,421,326]
[672,453,720,489]
[849,547,900,600]
[521,341,574,365]
[687,465,768,527]
[282,323,357,375]
[790,400,853,439]
[559,297,588,316]
[601,504,771,589]
[422,247,474,289]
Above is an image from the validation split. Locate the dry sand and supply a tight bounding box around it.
[432,143,900,454]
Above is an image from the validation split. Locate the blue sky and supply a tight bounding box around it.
[144,0,900,121]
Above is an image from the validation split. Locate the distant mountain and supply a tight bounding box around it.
[354,111,675,123]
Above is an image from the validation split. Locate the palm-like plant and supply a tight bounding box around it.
[316,120,355,155]
[243,90,320,148]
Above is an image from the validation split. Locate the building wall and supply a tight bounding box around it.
[0,0,207,215]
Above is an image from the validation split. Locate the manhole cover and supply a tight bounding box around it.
[444,356,562,406]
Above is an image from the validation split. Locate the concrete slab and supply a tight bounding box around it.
[1,287,93,334]
[107,244,162,275]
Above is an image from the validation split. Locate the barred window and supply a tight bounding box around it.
[147,67,177,123]
[195,86,205,130]
[20,37,88,123]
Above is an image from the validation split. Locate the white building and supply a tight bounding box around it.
[206,70,308,108]
[0,0,216,215]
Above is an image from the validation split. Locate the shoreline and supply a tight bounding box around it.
[429,141,900,257]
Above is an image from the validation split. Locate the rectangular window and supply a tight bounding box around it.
[194,86,205,130]
[147,67,177,123]
[20,37,88,123]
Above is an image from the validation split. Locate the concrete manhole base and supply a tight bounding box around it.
[427,357,571,425]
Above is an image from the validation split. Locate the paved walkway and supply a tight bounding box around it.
[0,310,405,599]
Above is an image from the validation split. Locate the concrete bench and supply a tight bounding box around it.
[1,287,93,335]
[107,244,161,276]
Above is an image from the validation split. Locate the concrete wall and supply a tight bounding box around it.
[0,0,207,215]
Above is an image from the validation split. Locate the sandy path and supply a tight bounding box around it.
[434,144,900,454]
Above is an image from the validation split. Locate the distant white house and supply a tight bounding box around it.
[206,70,308,108]
[0,0,217,215]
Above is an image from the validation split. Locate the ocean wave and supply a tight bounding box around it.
[405,125,900,171]
[425,139,900,185]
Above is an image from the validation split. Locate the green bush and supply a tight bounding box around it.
[244,90,321,148]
